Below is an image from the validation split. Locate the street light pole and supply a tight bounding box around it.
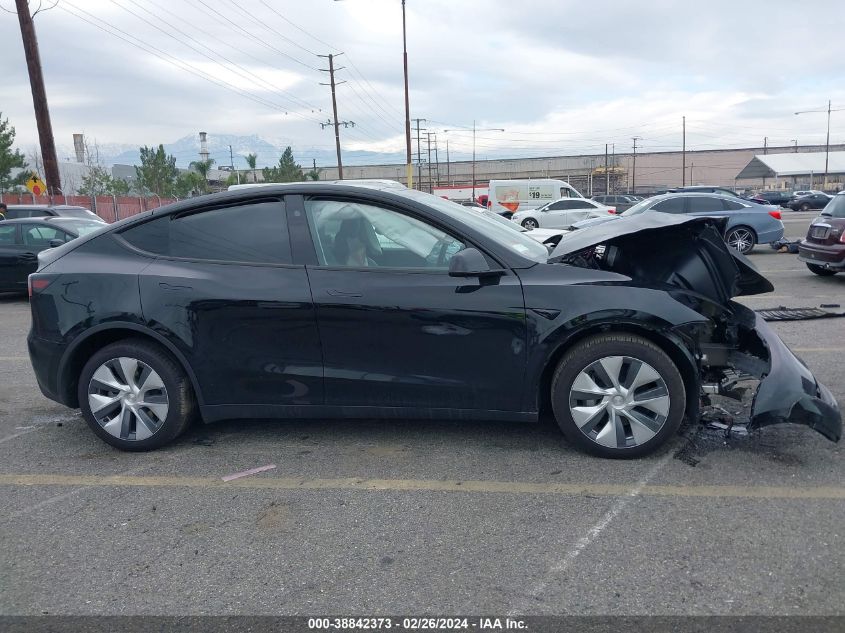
[795,100,844,190]
[444,124,505,202]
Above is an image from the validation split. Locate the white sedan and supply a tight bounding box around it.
[511,198,616,229]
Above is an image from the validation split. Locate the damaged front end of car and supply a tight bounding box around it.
[548,213,842,442]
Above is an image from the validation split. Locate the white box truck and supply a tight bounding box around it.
[488,179,583,216]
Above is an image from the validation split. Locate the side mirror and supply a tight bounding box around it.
[448,248,504,278]
[48,239,65,248]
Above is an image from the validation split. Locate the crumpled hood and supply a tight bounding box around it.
[548,213,774,300]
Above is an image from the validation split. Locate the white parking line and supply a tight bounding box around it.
[506,450,675,614]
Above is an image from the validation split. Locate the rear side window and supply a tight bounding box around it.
[121,200,291,264]
[688,197,723,213]
[824,194,845,218]
[0,224,16,244]
[652,198,686,213]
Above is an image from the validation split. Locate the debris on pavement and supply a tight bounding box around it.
[757,304,845,321]
[222,464,277,482]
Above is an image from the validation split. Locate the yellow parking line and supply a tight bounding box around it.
[0,473,842,500]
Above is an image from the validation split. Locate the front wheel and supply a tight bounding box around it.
[551,334,686,459]
[801,203,811,212]
[521,218,539,230]
[78,339,196,451]
[806,263,837,276]
[725,226,757,254]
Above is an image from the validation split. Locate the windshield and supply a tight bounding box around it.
[621,198,654,216]
[56,207,101,220]
[397,190,550,262]
[822,194,845,218]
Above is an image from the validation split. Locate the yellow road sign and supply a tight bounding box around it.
[26,174,46,195]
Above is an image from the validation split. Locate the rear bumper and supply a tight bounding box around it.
[798,241,845,269]
[757,226,785,244]
[27,332,71,406]
[748,314,842,441]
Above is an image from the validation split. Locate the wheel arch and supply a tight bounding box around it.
[536,321,700,425]
[58,323,204,409]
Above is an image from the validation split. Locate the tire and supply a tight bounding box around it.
[806,263,837,276]
[521,218,539,230]
[725,226,757,254]
[801,203,811,212]
[78,338,196,451]
[551,334,686,459]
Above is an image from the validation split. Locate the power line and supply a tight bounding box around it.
[116,0,325,116]
[60,2,319,123]
[186,0,319,72]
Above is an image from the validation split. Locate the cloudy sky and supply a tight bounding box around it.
[1,0,844,166]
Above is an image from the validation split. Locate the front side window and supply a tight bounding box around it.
[305,199,465,270]
[120,200,290,264]
[21,224,69,246]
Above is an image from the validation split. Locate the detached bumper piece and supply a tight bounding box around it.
[748,314,842,442]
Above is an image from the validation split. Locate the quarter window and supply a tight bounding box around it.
[651,198,686,213]
[721,199,746,211]
[304,199,466,269]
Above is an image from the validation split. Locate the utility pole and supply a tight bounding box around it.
[682,116,686,187]
[791,139,798,153]
[446,138,450,186]
[762,137,768,188]
[433,132,440,187]
[229,144,239,184]
[318,53,347,179]
[631,136,640,195]
[425,131,433,193]
[15,0,61,194]
[402,0,413,189]
[604,144,609,195]
[412,118,426,190]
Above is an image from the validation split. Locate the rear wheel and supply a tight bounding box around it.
[725,226,757,254]
[806,263,837,276]
[78,339,195,451]
[521,218,539,230]
[551,334,686,459]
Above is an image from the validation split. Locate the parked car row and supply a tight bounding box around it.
[0,217,107,293]
[1,204,104,222]
[798,191,845,276]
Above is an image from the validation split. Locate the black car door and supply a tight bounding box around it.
[290,195,528,413]
[0,223,23,290]
[129,197,324,410]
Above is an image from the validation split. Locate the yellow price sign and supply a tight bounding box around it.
[26,174,47,196]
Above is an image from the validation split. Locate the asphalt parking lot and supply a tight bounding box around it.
[0,212,842,616]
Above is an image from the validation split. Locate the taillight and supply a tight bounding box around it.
[608,207,617,214]
[768,210,782,220]
[28,275,53,298]
[840,232,845,244]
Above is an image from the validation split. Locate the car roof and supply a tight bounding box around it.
[0,216,100,225]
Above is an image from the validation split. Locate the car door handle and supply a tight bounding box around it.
[326,289,362,298]
[159,282,193,291]
[20,252,37,260]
